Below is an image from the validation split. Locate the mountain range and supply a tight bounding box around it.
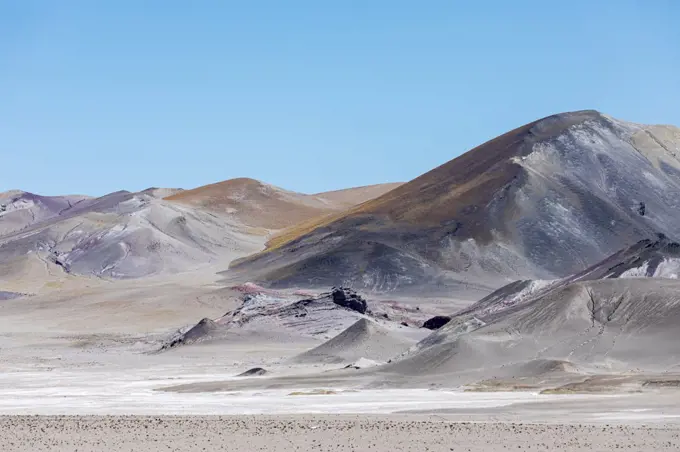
[229,110,680,294]
[5,109,680,407]
[0,180,399,292]
[2,110,680,298]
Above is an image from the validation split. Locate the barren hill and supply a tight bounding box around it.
[164,178,402,230]
[229,111,680,293]
[0,189,264,285]
[451,235,680,322]
[0,180,400,286]
[390,278,680,383]
[0,191,91,236]
[384,238,680,384]
[293,318,416,364]
[311,183,404,209]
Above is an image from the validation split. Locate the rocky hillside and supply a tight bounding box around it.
[164,178,401,230]
[229,111,680,294]
[0,179,400,284]
[0,189,265,281]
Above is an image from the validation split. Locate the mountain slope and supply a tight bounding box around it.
[292,318,416,364]
[311,183,404,209]
[0,189,264,283]
[450,235,680,322]
[387,238,680,381]
[0,191,91,236]
[390,278,680,379]
[0,180,400,285]
[230,111,680,293]
[164,178,402,230]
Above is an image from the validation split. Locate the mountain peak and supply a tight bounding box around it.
[231,112,680,295]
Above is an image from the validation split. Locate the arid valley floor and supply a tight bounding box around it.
[3,265,680,451]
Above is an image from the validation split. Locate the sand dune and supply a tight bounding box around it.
[292,318,417,364]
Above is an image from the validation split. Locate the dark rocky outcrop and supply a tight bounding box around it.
[422,316,452,330]
[331,287,367,314]
[236,367,268,377]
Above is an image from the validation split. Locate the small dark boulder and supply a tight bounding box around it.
[236,367,268,377]
[331,287,367,314]
[422,315,452,330]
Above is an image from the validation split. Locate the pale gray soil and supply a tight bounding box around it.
[2,415,680,451]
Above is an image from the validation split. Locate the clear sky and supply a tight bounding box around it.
[1,1,678,196]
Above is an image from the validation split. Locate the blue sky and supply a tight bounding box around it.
[1,1,678,196]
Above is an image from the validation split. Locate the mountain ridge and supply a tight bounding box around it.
[228,110,680,294]
[164,178,403,230]
[0,179,402,286]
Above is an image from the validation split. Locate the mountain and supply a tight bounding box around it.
[382,237,680,385]
[451,235,680,321]
[292,318,417,364]
[0,191,91,236]
[0,189,265,284]
[164,178,402,230]
[0,179,400,287]
[310,183,404,209]
[390,278,680,383]
[229,110,680,294]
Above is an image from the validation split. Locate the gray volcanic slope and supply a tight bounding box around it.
[0,179,403,283]
[453,235,680,321]
[0,189,264,280]
[391,278,680,379]
[292,318,417,364]
[163,290,375,350]
[0,191,90,236]
[387,237,680,382]
[230,110,680,293]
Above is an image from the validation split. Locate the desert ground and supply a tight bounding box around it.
[3,415,680,451]
[3,268,680,451]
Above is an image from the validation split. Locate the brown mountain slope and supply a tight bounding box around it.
[312,183,404,209]
[164,178,402,230]
[228,110,680,294]
[261,117,547,252]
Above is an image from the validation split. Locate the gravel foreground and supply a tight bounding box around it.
[2,415,680,451]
